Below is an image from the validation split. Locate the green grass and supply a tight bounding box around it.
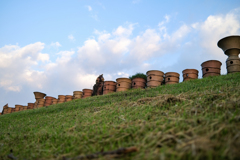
[1,73,240,160]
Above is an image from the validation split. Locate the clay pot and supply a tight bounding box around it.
[33,92,46,99]
[147,81,162,87]
[82,89,93,98]
[66,95,73,102]
[131,77,146,89]
[0,113,2,115]
[57,95,66,104]
[27,103,34,109]
[146,70,164,88]
[103,81,116,95]
[201,60,222,78]
[52,99,58,105]
[7,108,13,113]
[116,78,131,92]
[182,69,199,81]
[218,36,240,74]
[165,72,180,84]
[58,95,66,99]
[73,91,83,99]
[103,90,115,95]
[23,106,28,110]
[44,96,54,106]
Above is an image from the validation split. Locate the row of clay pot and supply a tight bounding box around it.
[0,57,228,115]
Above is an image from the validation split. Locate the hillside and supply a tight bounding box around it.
[0,73,240,160]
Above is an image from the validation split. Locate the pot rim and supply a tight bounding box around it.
[217,35,240,52]
[165,72,180,77]
[182,69,199,74]
[201,60,222,67]
[146,70,164,75]
[116,77,131,81]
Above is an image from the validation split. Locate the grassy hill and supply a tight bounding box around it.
[0,73,240,160]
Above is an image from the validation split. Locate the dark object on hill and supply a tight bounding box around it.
[93,74,104,96]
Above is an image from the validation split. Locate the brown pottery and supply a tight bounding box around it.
[73,91,83,99]
[182,69,199,81]
[44,96,54,106]
[165,72,180,84]
[33,92,46,99]
[201,60,222,78]
[146,70,164,88]
[103,90,115,94]
[116,78,131,92]
[27,103,34,109]
[82,89,93,98]
[66,95,73,102]
[131,77,146,89]
[218,35,240,74]
[103,81,116,95]
[52,99,58,104]
[57,95,66,104]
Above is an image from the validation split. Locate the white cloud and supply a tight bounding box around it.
[68,34,75,41]
[86,5,92,11]
[50,42,61,47]
[0,42,49,93]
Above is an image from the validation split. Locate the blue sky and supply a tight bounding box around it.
[1,0,240,111]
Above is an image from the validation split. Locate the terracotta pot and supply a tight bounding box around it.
[52,99,58,104]
[103,81,116,95]
[218,36,240,74]
[103,81,116,91]
[45,99,53,103]
[201,60,222,78]
[104,81,117,86]
[45,96,54,100]
[7,108,12,113]
[83,89,93,97]
[116,78,132,92]
[147,75,164,82]
[73,91,83,95]
[58,95,66,99]
[182,69,199,81]
[165,72,180,84]
[33,92,46,99]
[38,104,44,107]
[146,70,164,76]
[27,103,34,109]
[147,81,162,87]
[103,85,116,91]
[103,90,115,95]
[23,106,28,110]
[131,77,146,89]
[66,95,72,98]
[73,95,82,99]
[116,88,129,92]
[116,82,131,88]
[146,70,164,88]
[0,113,2,115]
[66,99,72,102]
[82,89,93,98]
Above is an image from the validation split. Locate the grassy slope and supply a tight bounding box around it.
[0,73,240,160]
